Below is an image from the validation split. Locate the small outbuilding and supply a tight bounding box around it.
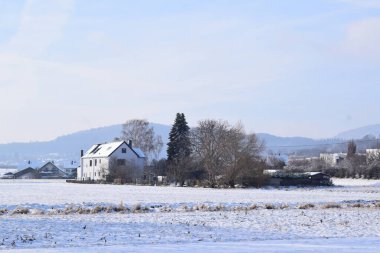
[13,167,40,179]
[38,162,68,179]
[265,170,332,186]
[1,172,15,179]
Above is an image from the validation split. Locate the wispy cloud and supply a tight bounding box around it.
[338,0,380,8]
[341,17,380,61]
[6,0,74,56]
[0,1,379,142]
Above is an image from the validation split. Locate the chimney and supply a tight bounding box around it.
[80,150,84,157]
[128,140,132,148]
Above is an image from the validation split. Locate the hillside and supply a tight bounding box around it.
[0,123,170,164]
[335,124,380,140]
[1,123,379,165]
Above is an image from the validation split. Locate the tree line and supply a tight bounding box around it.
[109,114,380,185]
[114,113,267,187]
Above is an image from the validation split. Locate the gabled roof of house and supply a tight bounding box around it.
[82,141,145,159]
[38,162,68,176]
[39,161,59,170]
[13,167,37,178]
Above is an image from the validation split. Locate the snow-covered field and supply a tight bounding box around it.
[1,178,380,252]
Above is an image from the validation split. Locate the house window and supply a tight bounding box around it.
[122,148,127,153]
[95,159,97,166]
[90,160,92,166]
[99,159,101,164]
[117,159,126,166]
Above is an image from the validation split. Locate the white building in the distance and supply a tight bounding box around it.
[77,141,145,181]
[366,149,380,163]
[320,153,346,166]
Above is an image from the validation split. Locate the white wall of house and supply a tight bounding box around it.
[78,142,145,181]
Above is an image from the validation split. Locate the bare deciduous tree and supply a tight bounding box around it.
[104,157,142,183]
[191,120,231,186]
[266,153,286,170]
[121,119,163,163]
[191,119,264,187]
[222,124,265,187]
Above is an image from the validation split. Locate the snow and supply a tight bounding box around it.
[1,238,380,253]
[0,178,379,252]
[332,178,380,187]
[131,147,145,158]
[0,178,379,206]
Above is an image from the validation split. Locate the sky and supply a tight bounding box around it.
[0,0,379,143]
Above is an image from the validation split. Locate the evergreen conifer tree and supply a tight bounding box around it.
[167,113,191,161]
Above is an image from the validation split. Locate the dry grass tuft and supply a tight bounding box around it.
[248,204,258,210]
[323,203,341,209]
[351,203,364,208]
[91,206,106,214]
[114,201,128,212]
[298,203,315,209]
[11,207,29,215]
[278,204,289,209]
[131,203,143,213]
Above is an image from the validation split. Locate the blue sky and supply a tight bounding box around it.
[0,0,379,143]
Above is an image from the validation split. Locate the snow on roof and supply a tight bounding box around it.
[132,148,145,158]
[82,141,145,158]
[303,172,324,176]
[83,141,124,158]
[264,170,279,175]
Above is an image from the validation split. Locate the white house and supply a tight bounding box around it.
[77,140,146,181]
